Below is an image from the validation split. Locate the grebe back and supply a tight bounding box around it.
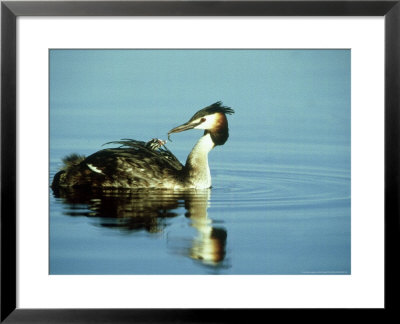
[51,102,234,189]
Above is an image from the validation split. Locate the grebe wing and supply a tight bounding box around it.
[100,139,184,171]
[53,139,185,188]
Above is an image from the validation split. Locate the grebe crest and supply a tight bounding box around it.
[52,102,234,190]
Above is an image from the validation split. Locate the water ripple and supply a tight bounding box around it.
[212,164,350,209]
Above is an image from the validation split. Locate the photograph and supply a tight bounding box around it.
[49,49,351,275]
[3,0,398,320]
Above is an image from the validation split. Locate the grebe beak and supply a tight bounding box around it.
[167,119,204,141]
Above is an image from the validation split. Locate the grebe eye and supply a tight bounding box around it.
[200,117,206,122]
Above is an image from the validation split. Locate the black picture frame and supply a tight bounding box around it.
[1,0,399,322]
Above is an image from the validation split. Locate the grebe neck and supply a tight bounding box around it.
[185,133,215,188]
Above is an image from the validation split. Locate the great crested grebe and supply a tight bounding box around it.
[51,102,234,190]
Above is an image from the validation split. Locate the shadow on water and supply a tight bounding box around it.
[52,186,228,269]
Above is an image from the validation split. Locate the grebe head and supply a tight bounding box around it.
[168,102,234,146]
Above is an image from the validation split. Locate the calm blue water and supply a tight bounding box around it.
[49,49,350,274]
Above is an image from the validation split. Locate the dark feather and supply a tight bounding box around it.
[61,153,86,169]
[188,102,234,122]
[102,139,183,171]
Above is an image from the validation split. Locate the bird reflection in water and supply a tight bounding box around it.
[180,190,228,267]
[52,187,228,268]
